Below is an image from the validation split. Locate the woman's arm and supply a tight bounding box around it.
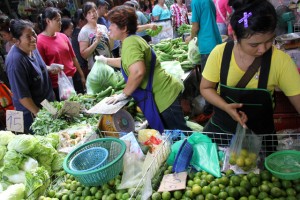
[185,22,199,43]
[19,97,40,116]
[73,57,86,86]
[287,94,300,113]
[80,40,98,59]
[137,23,157,32]
[123,60,146,96]
[200,77,247,127]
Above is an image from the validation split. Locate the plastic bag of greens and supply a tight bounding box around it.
[188,37,201,64]
[58,71,76,100]
[86,61,118,95]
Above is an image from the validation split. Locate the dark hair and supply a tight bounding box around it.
[229,0,277,41]
[0,15,10,33]
[61,18,73,33]
[9,19,34,39]
[38,7,61,31]
[96,0,111,9]
[61,8,71,18]
[72,9,85,27]
[142,0,152,13]
[82,2,97,18]
[107,5,137,35]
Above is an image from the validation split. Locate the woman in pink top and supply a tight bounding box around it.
[37,7,85,100]
[214,0,232,35]
[170,0,189,36]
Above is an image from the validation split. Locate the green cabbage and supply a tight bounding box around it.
[25,167,50,200]
[2,150,25,170]
[51,153,66,172]
[46,132,60,149]
[0,183,25,200]
[7,134,38,154]
[0,131,15,146]
[86,61,119,95]
[21,157,38,172]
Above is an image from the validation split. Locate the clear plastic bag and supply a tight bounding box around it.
[188,37,201,64]
[228,125,262,172]
[58,71,76,100]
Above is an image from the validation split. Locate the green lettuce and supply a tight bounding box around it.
[51,153,66,172]
[7,134,38,154]
[0,145,7,161]
[0,183,25,200]
[0,131,15,146]
[25,167,50,200]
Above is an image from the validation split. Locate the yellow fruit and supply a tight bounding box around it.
[248,152,257,160]
[236,156,245,167]
[244,157,254,167]
[136,106,142,113]
[240,149,249,157]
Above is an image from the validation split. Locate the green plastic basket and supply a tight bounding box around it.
[264,150,300,180]
[63,138,126,186]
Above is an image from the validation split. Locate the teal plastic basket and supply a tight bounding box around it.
[69,147,108,172]
[264,150,300,180]
[63,138,126,186]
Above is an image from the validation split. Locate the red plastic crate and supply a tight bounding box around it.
[273,91,297,114]
[274,113,300,131]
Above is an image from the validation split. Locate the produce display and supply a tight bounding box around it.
[151,38,194,72]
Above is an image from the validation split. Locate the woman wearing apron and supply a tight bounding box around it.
[200,0,300,141]
[96,5,191,133]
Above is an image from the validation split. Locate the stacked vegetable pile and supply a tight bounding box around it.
[0,131,65,200]
[151,38,194,72]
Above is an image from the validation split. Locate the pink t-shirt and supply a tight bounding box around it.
[214,0,232,23]
[37,32,77,88]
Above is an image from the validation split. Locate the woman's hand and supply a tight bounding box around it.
[47,65,62,74]
[225,103,248,128]
[94,28,103,44]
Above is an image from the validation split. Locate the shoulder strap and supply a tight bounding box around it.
[235,57,262,88]
[220,41,234,85]
[258,47,272,89]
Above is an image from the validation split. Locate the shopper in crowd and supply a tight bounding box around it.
[0,15,14,54]
[96,0,121,58]
[61,17,74,40]
[96,5,191,132]
[124,0,151,43]
[200,0,300,135]
[185,0,222,123]
[214,0,232,35]
[79,1,114,71]
[141,0,153,21]
[71,9,89,78]
[170,0,189,37]
[5,19,55,134]
[37,7,86,100]
[152,0,172,21]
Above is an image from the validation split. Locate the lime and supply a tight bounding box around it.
[250,176,261,187]
[192,184,202,195]
[225,197,235,200]
[122,192,130,199]
[84,196,93,200]
[173,190,182,199]
[90,186,98,195]
[240,149,249,157]
[260,170,272,181]
[294,183,300,192]
[270,187,281,197]
[161,191,171,200]
[199,180,208,187]
[195,194,205,200]
[236,186,248,197]
[47,190,56,198]
[225,169,234,177]
[218,191,228,199]
[236,157,245,167]
[184,189,194,198]
[240,179,251,190]
[272,181,281,188]
[209,180,218,187]
[228,187,239,199]
[239,197,248,200]
[211,186,220,195]
[69,193,77,200]
[230,175,241,187]
[82,189,91,196]
[281,180,292,189]
[201,185,211,196]
[205,174,215,183]
[248,195,257,200]
[257,191,268,199]
[220,176,230,186]
[107,193,116,200]
[259,184,270,193]
[286,197,297,200]
[205,193,215,200]
[286,188,296,196]
[247,172,256,180]
[250,187,259,196]
[194,178,201,185]
[187,180,194,187]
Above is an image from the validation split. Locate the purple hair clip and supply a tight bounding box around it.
[238,12,252,28]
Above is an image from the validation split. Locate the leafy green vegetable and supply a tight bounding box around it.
[51,153,66,172]
[86,61,119,95]
[21,157,38,172]
[0,131,15,146]
[146,25,163,37]
[25,167,50,200]
[7,134,38,154]
[0,145,7,161]
[2,150,25,171]
[0,183,25,200]
[4,170,26,184]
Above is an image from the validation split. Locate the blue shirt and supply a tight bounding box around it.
[191,0,222,54]
[136,11,149,37]
[5,46,54,113]
[152,4,171,20]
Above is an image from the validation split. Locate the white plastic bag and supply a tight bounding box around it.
[188,37,201,64]
[58,71,76,100]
